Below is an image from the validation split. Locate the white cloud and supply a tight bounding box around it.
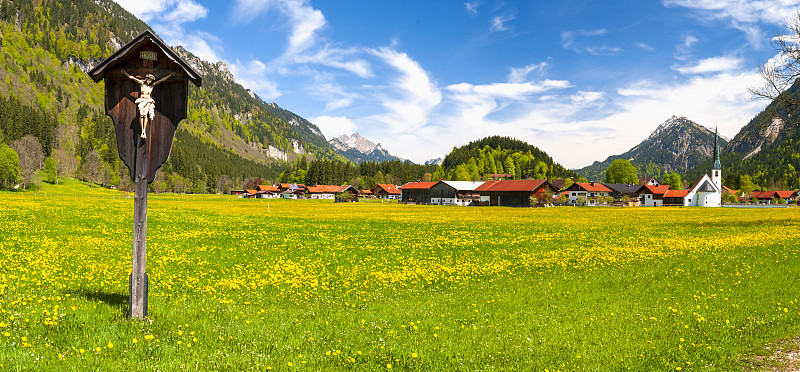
[112,0,170,21]
[228,59,282,99]
[367,47,442,134]
[232,0,326,60]
[162,0,207,23]
[184,32,222,62]
[507,62,548,83]
[113,0,219,62]
[561,29,620,55]
[309,116,357,140]
[663,0,800,45]
[298,46,373,78]
[673,56,743,74]
[491,15,514,32]
[674,34,699,61]
[465,1,480,15]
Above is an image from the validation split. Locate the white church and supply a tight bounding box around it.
[662,129,723,207]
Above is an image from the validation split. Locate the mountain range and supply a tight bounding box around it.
[328,132,399,163]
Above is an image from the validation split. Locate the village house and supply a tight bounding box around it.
[430,181,485,206]
[602,183,641,201]
[371,184,400,199]
[255,184,280,198]
[398,182,438,204]
[751,190,799,204]
[475,179,557,207]
[305,185,341,199]
[637,184,670,206]
[279,183,306,193]
[280,184,305,199]
[565,182,613,206]
[335,185,360,199]
[663,189,689,206]
[638,177,660,186]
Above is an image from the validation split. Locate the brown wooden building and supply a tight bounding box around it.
[398,182,438,204]
[475,180,557,207]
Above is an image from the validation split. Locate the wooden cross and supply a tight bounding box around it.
[88,30,202,319]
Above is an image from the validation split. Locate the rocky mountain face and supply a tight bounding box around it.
[329,133,399,163]
[577,116,726,181]
[724,80,800,159]
[706,79,800,188]
[425,158,443,166]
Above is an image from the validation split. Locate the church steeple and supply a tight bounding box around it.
[711,126,722,191]
[712,126,722,170]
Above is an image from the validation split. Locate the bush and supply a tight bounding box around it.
[335,192,356,203]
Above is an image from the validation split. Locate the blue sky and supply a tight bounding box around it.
[113,0,799,168]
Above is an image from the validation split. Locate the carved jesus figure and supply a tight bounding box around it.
[121,70,175,138]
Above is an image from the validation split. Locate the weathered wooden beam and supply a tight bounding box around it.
[129,136,149,319]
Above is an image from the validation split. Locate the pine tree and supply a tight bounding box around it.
[44,155,56,183]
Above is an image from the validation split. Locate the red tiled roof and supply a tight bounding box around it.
[335,185,355,193]
[574,182,613,193]
[754,190,797,199]
[475,179,549,192]
[641,185,670,195]
[361,189,373,194]
[244,189,258,194]
[307,185,341,193]
[398,182,438,190]
[474,180,498,191]
[257,185,280,192]
[752,191,772,199]
[722,186,738,194]
[375,184,400,195]
[664,189,689,198]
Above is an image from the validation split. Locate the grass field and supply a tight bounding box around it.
[1,179,800,370]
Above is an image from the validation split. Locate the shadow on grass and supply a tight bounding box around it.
[71,289,129,317]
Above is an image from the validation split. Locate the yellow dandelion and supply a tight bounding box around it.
[132,338,138,344]
[412,352,418,358]
[107,342,113,348]
[144,335,154,340]
[287,362,293,367]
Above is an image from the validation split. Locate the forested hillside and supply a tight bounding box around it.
[432,136,579,181]
[273,157,437,190]
[0,0,348,193]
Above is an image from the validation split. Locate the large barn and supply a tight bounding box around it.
[475,180,557,207]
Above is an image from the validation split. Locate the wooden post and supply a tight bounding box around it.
[130,136,149,319]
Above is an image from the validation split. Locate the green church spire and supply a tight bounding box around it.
[713,126,722,170]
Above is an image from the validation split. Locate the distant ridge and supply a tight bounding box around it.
[576,116,726,181]
[328,132,401,163]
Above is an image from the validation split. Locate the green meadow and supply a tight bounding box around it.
[1,179,799,371]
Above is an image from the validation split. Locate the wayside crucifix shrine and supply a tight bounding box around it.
[88,30,202,319]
